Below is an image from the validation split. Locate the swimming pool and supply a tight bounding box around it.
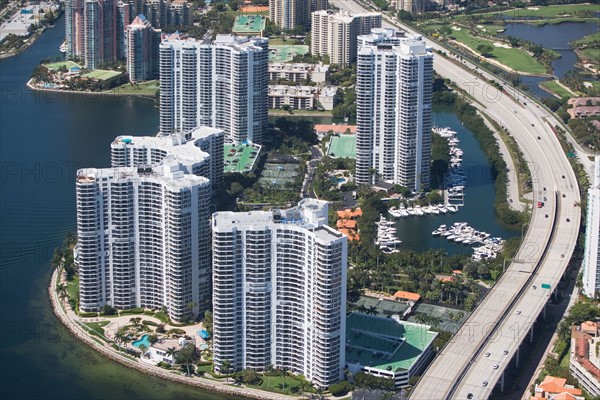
[132,334,150,348]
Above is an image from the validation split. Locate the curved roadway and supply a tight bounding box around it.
[331,1,581,398]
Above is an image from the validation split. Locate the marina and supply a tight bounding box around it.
[434,126,466,208]
[432,222,505,260]
[376,215,402,254]
[388,203,458,218]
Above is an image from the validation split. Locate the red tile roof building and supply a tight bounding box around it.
[570,322,600,397]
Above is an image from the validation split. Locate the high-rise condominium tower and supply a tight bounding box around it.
[311,10,381,66]
[83,0,118,69]
[66,0,191,68]
[66,0,85,57]
[582,157,600,298]
[212,199,347,388]
[76,127,223,322]
[159,34,268,144]
[126,14,161,82]
[76,162,211,322]
[269,0,328,30]
[355,28,433,191]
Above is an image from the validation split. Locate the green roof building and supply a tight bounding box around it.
[345,313,437,388]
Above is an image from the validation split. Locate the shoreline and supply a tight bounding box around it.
[48,268,296,400]
[27,79,157,99]
[0,27,47,60]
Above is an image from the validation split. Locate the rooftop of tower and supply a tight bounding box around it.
[358,28,432,56]
[212,199,344,241]
[160,32,267,50]
[112,127,223,166]
[77,158,210,189]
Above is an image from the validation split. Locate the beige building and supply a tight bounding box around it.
[392,0,426,13]
[268,62,329,83]
[570,322,600,397]
[311,10,381,66]
[269,0,328,30]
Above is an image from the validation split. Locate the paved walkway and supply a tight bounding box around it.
[49,268,297,400]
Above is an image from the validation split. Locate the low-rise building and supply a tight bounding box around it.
[568,97,600,119]
[318,86,337,111]
[312,63,330,83]
[532,375,584,400]
[268,62,329,83]
[345,313,437,388]
[268,84,338,110]
[269,85,316,110]
[314,124,357,138]
[148,337,192,364]
[570,322,600,397]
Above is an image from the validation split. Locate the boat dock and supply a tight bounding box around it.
[432,222,504,260]
[375,215,402,254]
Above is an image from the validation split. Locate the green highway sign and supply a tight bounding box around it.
[541,283,551,289]
[567,152,575,157]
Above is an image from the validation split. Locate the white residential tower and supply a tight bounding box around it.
[211,199,347,388]
[159,34,268,144]
[355,28,433,191]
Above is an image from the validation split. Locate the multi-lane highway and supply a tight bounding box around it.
[331,1,581,398]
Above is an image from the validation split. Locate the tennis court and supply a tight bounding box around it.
[269,45,309,62]
[328,134,356,158]
[224,144,260,173]
[258,163,301,187]
[43,61,82,71]
[407,303,471,333]
[355,296,409,317]
[232,15,265,34]
[82,69,122,81]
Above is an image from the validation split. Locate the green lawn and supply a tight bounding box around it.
[255,374,305,395]
[66,275,79,299]
[197,364,213,373]
[108,80,159,96]
[530,16,599,25]
[464,3,600,19]
[82,69,122,81]
[83,320,110,336]
[418,24,445,34]
[449,28,547,74]
[572,32,600,46]
[540,80,574,99]
[476,24,506,35]
[580,47,600,63]
[44,60,82,71]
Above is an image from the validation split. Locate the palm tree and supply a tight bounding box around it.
[367,305,378,316]
[356,304,368,314]
[281,366,288,389]
[186,301,197,321]
[414,313,428,324]
[221,359,232,384]
[56,283,67,298]
[51,248,63,269]
[166,346,178,364]
[175,344,195,376]
[138,344,147,357]
[114,332,125,352]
